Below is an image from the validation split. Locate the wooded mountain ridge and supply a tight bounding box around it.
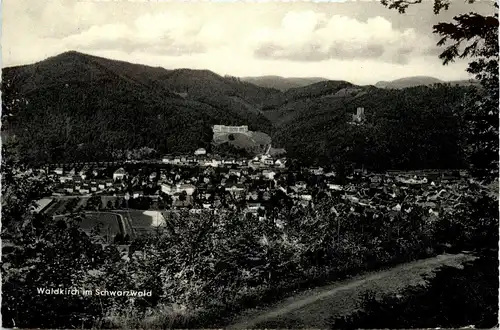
[242,75,478,91]
[2,51,478,169]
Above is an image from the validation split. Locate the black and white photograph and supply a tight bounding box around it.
[1,0,498,328]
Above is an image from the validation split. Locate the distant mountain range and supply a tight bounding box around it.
[1,51,478,169]
[241,76,327,92]
[374,76,479,89]
[242,75,479,91]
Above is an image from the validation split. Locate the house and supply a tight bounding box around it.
[59,176,73,183]
[54,168,64,176]
[263,158,274,166]
[226,184,245,195]
[79,188,90,194]
[113,168,127,181]
[309,167,324,175]
[79,166,89,180]
[300,194,313,201]
[162,156,174,164]
[194,148,207,155]
[246,191,259,201]
[262,170,276,180]
[235,159,246,166]
[248,160,262,169]
[229,169,241,177]
[327,183,343,191]
[53,188,66,195]
[295,181,307,190]
[90,186,97,192]
[210,158,222,167]
[274,159,286,168]
[298,200,310,207]
[247,202,262,212]
[98,182,106,190]
[161,183,173,195]
[65,185,74,194]
[132,191,143,198]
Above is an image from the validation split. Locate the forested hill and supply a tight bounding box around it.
[241,76,327,92]
[1,51,279,164]
[2,51,478,170]
[266,83,476,170]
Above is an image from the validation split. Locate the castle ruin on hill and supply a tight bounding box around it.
[352,107,366,123]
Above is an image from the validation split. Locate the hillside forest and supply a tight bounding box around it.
[0,51,483,172]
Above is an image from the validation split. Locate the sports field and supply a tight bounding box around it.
[80,212,123,236]
[115,210,166,236]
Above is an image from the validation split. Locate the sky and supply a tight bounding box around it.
[2,0,495,85]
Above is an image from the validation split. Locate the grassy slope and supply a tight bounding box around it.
[228,253,477,329]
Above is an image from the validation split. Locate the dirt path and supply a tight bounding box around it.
[228,253,476,329]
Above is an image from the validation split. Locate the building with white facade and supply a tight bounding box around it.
[113,168,127,181]
[194,148,207,155]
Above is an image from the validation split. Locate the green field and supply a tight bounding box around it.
[53,211,125,242]
[115,210,165,236]
[47,197,166,238]
[79,212,123,236]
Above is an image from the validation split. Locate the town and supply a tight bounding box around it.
[34,141,469,250]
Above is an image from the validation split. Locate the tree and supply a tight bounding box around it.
[1,146,121,328]
[179,191,188,202]
[380,0,499,181]
[123,234,131,243]
[114,232,124,244]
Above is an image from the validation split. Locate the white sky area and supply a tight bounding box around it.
[2,0,495,85]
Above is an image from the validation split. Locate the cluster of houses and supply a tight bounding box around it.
[48,151,288,198]
[50,166,127,195]
[162,149,287,169]
[46,155,336,217]
[46,143,469,221]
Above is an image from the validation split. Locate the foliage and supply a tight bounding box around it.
[380,0,499,180]
[1,52,274,165]
[97,178,497,328]
[273,85,470,170]
[3,144,497,328]
[331,253,498,329]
